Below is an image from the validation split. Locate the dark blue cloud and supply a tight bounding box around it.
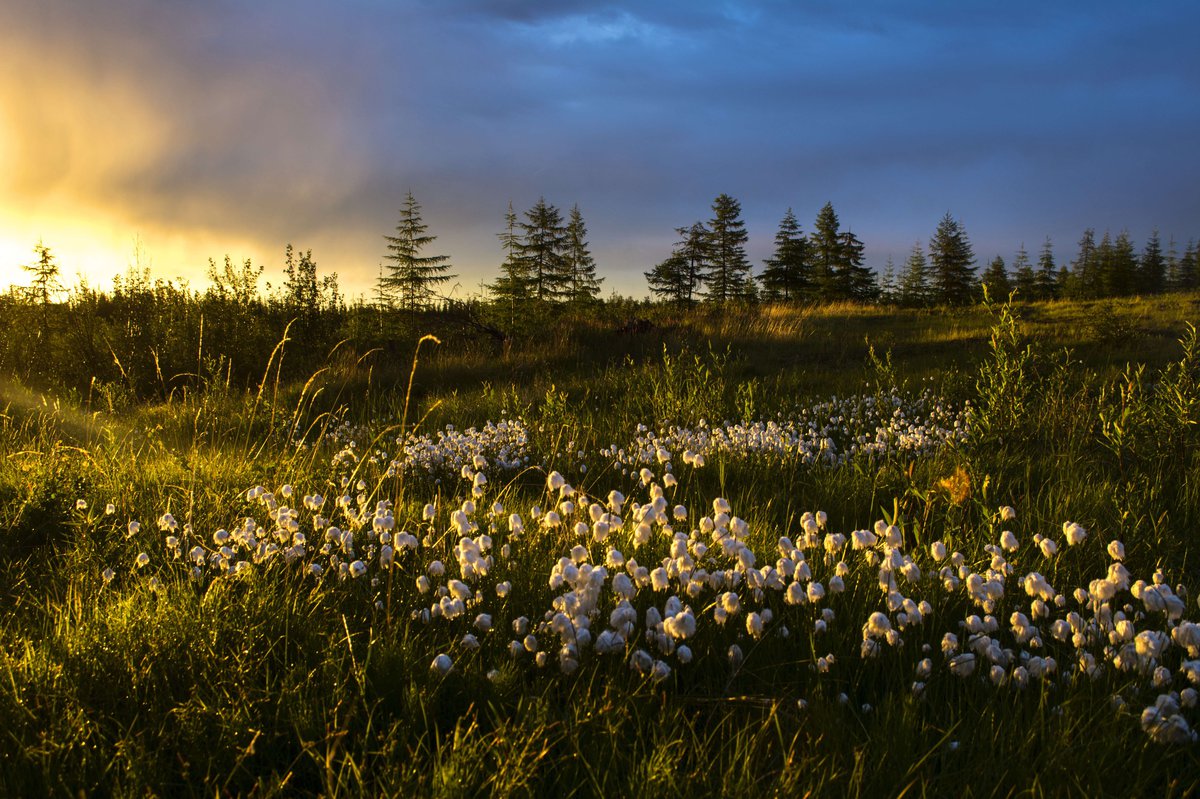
[4,0,1198,292]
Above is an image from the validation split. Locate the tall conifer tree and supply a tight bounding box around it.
[898,242,929,307]
[1140,230,1165,295]
[382,192,455,313]
[564,204,603,304]
[704,194,753,304]
[516,197,569,302]
[810,202,843,300]
[646,222,709,306]
[760,208,810,301]
[1036,237,1058,300]
[928,212,976,305]
[1012,244,1036,299]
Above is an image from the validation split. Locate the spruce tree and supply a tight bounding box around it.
[1110,231,1138,296]
[928,212,976,305]
[704,194,753,304]
[382,192,455,313]
[490,201,531,310]
[516,197,569,302]
[22,241,63,307]
[836,229,875,301]
[878,256,897,305]
[1012,244,1036,299]
[646,253,691,306]
[760,208,810,301]
[981,256,1011,301]
[1140,230,1165,295]
[646,223,708,307]
[1036,237,1058,300]
[898,242,929,307]
[1069,228,1097,298]
[810,202,843,300]
[564,204,602,305]
[1166,237,1182,290]
[1178,241,1199,291]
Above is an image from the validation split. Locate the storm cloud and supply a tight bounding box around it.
[2,0,1197,294]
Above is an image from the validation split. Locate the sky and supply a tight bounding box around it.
[2,0,1198,299]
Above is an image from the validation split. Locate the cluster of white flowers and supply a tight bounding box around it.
[389,419,531,480]
[92,451,1198,747]
[304,416,532,482]
[601,390,969,471]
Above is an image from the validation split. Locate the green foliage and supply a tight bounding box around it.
[971,288,1036,448]
[2,294,1200,795]
[646,222,708,307]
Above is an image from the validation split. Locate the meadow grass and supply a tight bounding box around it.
[2,296,1200,796]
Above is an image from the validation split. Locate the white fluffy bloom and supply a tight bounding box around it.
[1063,522,1088,546]
[864,612,892,639]
[949,653,976,677]
[1141,694,1198,744]
[999,530,1018,552]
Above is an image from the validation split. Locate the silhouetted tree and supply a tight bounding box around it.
[898,242,930,307]
[981,255,1011,300]
[1012,244,1036,299]
[760,208,810,301]
[703,193,753,304]
[646,222,708,306]
[1140,230,1165,294]
[1036,238,1058,300]
[564,204,602,305]
[381,192,455,313]
[928,213,976,305]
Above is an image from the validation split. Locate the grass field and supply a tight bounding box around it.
[2,294,1200,796]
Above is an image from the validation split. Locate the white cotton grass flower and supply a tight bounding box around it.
[135,552,150,569]
[102,567,116,585]
[126,520,141,539]
[999,506,1017,522]
[864,612,892,639]
[1108,540,1126,561]
[105,503,116,515]
[949,653,976,677]
[1141,694,1199,744]
[1064,522,1088,546]
[431,654,453,675]
[999,530,1019,552]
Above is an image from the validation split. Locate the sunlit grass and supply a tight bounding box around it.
[2,295,1199,795]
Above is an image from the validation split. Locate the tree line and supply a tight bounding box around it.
[4,191,1199,398]
[372,190,1200,310]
